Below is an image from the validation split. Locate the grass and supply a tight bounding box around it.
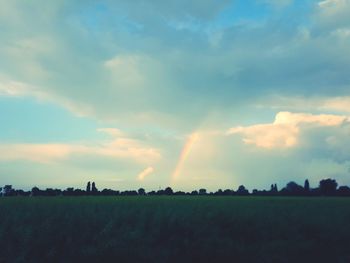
[1,196,350,262]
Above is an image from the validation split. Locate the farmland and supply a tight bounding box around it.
[1,196,350,262]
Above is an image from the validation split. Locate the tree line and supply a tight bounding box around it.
[1,178,350,197]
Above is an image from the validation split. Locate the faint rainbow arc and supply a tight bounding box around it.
[171,132,199,184]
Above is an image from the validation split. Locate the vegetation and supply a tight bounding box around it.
[1,179,350,262]
[1,178,350,197]
[1,196,350,262]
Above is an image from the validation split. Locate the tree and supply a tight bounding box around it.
[31,187,41,197]
[337,186,350,196]
[64,188,74,196]
[237,185,249,195]
[215,189,223,196]
[164,187,173,195]
[3,185,15,196]
[86,181,91,193]
[270,184,278,193]
[281,182,304,195]
[91,182,98,193]
[319,179,337,196]
[45,188,56,196]
[304,179,310,192]
[138,188,146,195]
[199,189,207,195]
[223,189,234,195]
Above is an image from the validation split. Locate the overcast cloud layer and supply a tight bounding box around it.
[1,0,350,191]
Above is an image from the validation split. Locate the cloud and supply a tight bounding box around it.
[1,0,350,130]
[321,97,350,112]
[228,112,348,149]
[315,0,350,32]
[97,128,125,137]
[2,1,350,190]
[256,95,350,114]
[0,144,78,163]
[0,79,47,98]
[137,167,154,181]
[0,129,161,164]
[318,0,349,15]
[104,55,146,89]
[0,78,94,117]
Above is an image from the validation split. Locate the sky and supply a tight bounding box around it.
[1,0,350,191]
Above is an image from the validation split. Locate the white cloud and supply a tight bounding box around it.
[318,0,348,12]
[0,144,78,163]
[0,79,45,98]
[0,129,161,164]
[228,112,348,149]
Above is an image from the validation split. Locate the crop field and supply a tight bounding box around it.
[1,196,350,263]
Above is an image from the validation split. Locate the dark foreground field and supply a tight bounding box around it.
[1,197,350,263]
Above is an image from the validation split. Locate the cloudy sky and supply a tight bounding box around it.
[1,0,350,191]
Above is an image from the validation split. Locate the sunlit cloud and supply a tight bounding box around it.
[0,143,79,163]
[228,112,349,149]
[1,0,350,189]
[0,130,161,164]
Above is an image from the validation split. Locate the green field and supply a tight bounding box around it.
[1,197,350,263]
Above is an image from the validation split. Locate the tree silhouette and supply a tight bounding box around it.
[3,177,350,197]
[304,179,310,192]
[138,188,146,195]
[337,186,350,196]
[91,182,98,194]
[223,189,234,196]
[270,184,278,193]
[64,188,74,196]
[86,181,91,193]
[237,185,249,195]
[164,187,173,195]
[281,182,304,196]
[2,185,15,196]
[319,179,337,196]
[31,187,41,197]
[199,189,207,195]
[214,189,223,195]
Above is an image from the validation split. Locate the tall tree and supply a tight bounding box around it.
[91,182,98,193]
[304,179,310,192]
[86,181,91,193]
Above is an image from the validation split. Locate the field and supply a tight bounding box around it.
[1,197,350,263]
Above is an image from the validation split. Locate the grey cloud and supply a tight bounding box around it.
[1,0,350,131]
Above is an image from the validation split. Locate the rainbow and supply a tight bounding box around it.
[171,132,199,183]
